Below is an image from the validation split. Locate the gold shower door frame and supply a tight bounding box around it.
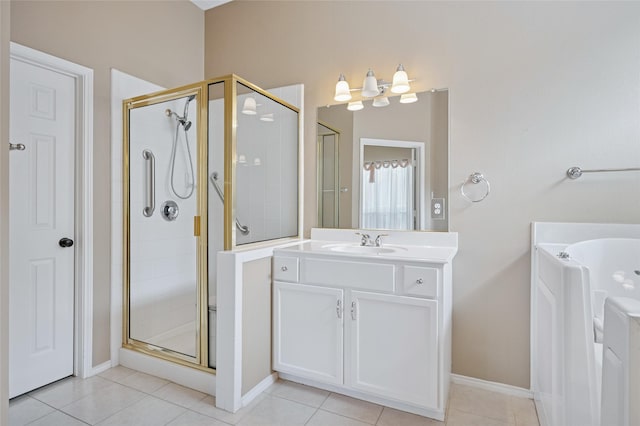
[122,75,301,373]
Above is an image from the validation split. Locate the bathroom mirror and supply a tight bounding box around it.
[317,89,448,231]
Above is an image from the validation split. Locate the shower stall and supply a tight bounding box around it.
[122,75,300,373]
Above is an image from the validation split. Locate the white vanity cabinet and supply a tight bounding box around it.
[272,245,454,421]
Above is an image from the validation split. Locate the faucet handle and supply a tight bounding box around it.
[355,232,371,246]
[374,234,389,247]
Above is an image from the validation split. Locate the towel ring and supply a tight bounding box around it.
[461,172,490,203]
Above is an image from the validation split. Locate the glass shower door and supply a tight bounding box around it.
[126,93,201,361]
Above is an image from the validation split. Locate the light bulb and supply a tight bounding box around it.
[347,101,364,111]
[242,97,257,115]
[361,69,380,98]
[391,64,410,94]
[372,97,390,107]
[399,93,418,104]
[334,74,352,102]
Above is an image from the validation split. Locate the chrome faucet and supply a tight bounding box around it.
[374,234,388,247]
[356,232,388,247]
[356,232,372,246]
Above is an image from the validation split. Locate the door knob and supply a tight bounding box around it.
[59,238,74,248]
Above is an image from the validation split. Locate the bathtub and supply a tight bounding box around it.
[531,222,640,426]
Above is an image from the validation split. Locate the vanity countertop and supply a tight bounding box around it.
[274,239,457,264]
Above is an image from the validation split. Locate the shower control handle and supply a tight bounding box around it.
[59,238,74,248]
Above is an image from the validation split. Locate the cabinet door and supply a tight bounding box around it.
[273,282,344,385]
[347,291,439,409]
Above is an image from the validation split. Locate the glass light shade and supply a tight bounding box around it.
[372,97,390,107]
[391,64,410,94]
[399,93,418,104]
[242,97,257,115]
[347,101,364,111]
[334,74,352,102]
[361,69,380,98]
[238,154,247,164]
[260,113,274,122]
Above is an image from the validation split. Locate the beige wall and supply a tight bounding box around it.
[1,1,10,421]
[205,1,640,388]
[241,257,272,395]
[10,0,204,366]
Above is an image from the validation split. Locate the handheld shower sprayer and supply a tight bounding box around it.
[165,108,192,131]
[166,95,196,199]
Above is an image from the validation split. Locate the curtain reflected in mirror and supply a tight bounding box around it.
[362,151,414,230]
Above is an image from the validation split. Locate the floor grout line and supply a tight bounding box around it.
[11,370,540,426]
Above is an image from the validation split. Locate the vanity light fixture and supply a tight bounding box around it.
[399,93,418,104]
[361,69,380,98]
[241,97,257,115]
[391,64,410,94]
[260,113,274,122]
[334,74,352,102]
[347,101,364,111]
[372,97,390,107]
[333,64,414,109]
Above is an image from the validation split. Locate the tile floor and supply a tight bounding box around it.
[9,366,540,426]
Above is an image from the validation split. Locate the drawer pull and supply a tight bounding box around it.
[416,278,424,284]
[336,299,342,319]
[281,266,288,272]
[351,301,357,320]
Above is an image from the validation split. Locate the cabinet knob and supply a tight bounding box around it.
[281,266,288,272]
[416,278,424,284]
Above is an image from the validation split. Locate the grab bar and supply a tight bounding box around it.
[209,172,250,235]
[567,166,640,179]
[142,150,155,217]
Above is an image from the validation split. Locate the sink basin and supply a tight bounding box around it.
[322,243,408,255]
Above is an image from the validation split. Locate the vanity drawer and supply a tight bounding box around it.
[273,256,299,282]
[403,266,439,298]
[302,258,395,292]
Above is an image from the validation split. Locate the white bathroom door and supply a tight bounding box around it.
[9,57,76,398]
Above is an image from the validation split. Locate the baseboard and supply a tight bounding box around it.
[241,373,277,406]
[451,374,532,399]
[87,360,113,377]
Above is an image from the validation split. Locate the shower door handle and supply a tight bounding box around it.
[142,149,155,217]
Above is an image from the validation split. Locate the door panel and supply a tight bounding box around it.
[273,281,343,385]
[9,58,76,398]
[347,291,439,409]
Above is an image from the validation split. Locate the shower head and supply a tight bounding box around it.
[165,108,191,131]
[180,118,192,131]
[183,95,195,119]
